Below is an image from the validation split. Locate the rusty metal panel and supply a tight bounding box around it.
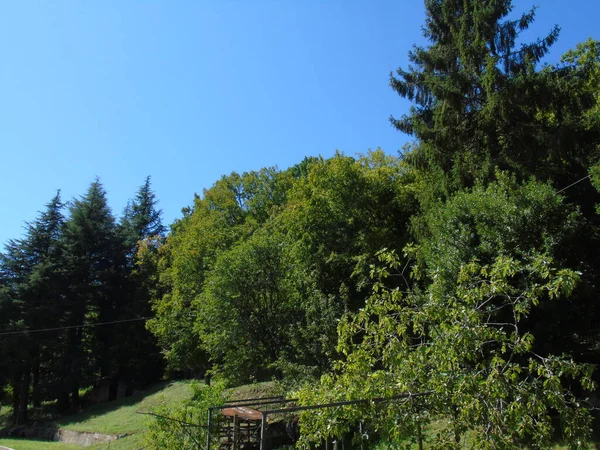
[220,406,263,421]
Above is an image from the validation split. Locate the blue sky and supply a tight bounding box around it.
[1,0,598,246]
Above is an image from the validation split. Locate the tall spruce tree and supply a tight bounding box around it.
[120,176,165,258]
[61,179,126,409]
[20,192,66,414]
[117,177,166,385]
[0,192,65,423]
[390,0,562,192]
[0,237,33,424]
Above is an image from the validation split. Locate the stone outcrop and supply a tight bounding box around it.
[8,426,127,447]
[56,429,127,446]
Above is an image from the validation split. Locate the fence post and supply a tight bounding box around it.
[206,408,212,450]
[260,412,267,450]
[359,422,364,450]
[232,414,239,450]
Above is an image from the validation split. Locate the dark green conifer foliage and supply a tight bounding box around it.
[391,0,560,191]
[0,238,34,424]
[0,192,65,423]
[120,176,165,258]
[20,192,66,413]
[118,177,166,385]
[61,179,126,409]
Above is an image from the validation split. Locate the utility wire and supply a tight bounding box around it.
[0,316,150,337]
[556,174,592,194]
[136,411,209,428]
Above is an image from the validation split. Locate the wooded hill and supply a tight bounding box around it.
[2,0,600,447]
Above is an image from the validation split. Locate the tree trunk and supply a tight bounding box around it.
[17,368,30,425]
[32,359,41,408]
[11,371,21,425]
[71,383,80,412]
[68,323,83,412]
[57,390,70,413]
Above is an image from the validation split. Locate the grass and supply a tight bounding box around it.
[0,434,145,450]
[0,380,284,449]
[0,438,81,449]
[225,380,282,401]
[0,380,194,450]
[0,406,11,430]
[54,380,193,435]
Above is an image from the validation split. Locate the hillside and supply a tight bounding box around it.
[0,381,194,450]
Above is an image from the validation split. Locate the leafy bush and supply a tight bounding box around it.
[144,381,226,450]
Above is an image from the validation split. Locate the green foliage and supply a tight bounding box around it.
[146,150,418,383]
[60,179,128,407]
[560,39,600,133]
[195,230,298,384]
[282,150,416,303]
[391,1,600,199]
[0,191,66,423]
[295,175,597,448]
[2,3,600,446]
[413,172,581,289]
[144,381,226,450]
[297,248,594,449]
[147,168,292,376]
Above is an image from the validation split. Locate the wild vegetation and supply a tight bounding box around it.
[1,0,600,448]
[0,177,165,425]
[0,380,194,449]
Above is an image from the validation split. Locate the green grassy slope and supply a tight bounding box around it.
[0,380,194,450]
[56,380,193,434]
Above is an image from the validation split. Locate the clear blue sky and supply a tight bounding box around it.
[1,0,598,247]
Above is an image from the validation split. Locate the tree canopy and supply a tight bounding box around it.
[1,1,599,448]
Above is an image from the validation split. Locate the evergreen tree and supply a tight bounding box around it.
[0,237,33,424]
[20,192,66,413]
[0,192,65,423]
[118,177,167,386]
[60,179,126,409]
[120,176,165,257]
[390,0,562,191]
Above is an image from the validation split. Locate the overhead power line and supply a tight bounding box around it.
[0,316,151,337]
[556,174,592,194]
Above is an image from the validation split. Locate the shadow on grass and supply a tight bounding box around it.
[0,408,13,435]
[53,381,174,428]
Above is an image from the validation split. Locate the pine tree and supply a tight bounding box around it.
[0,192,65,423]
[21,192,65,412]
[61,179,126,409]
[116,177,166,386]
[390,0,560,191]
[0,237,33,424]
[120,176,165,257]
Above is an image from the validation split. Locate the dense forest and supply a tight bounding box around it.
[2,0,600,447]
